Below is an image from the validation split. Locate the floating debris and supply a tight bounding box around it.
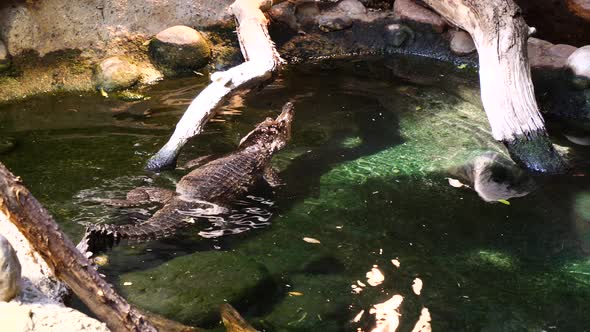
[447,178,465,188]
[303,237,321,244]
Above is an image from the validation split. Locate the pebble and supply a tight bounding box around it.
[0,234,21,302]
[94,56,141,92]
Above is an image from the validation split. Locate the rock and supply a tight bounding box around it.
[527,38,572,71]
[94,56,141,92]
[337,0,367,17]
[546,44,578,58]
[295,1,320,27]
[268,2,298,30]
[384,24,415,47]
[450,30,476,55]
[0,216,69,304]
[565,0,590,22]
[0,0,234,57]
[318,14,353,32]
[567,45,590,89]
[0,302,33,332]
[0,40,10,72]
[0,234,21,302]
[120,251,274,326]
[393,0,447,33]
[0,301,109,332]
[149,25,211,74]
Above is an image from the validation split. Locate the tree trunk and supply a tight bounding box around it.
[145,0,287,171]
[0,162,157,332]
[422,0,566,173]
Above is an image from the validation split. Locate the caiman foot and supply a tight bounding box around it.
[263,166,284,187]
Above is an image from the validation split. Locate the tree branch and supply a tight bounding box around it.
[146,0,288,171]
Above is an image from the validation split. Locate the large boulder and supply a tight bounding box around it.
[528,38,577,71]
[94,56,141,92]
[337,0,367,17]
[0,234,21,302]
[567,45,590,88]
[149,25,211,74]
[393,0,447,33]
[119,251,274,326]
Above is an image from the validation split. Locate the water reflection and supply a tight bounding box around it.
[449,151,536,202]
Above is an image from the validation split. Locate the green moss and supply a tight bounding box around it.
[118,251,275,326]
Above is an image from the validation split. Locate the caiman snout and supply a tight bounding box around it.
[239,101,295,151]
[276,101,294,124]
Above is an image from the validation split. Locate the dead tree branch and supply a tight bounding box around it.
[146,0,288,171]
[423,0,567,173]
[0,162,157,332]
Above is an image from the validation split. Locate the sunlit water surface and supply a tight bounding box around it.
[1,58,590,331]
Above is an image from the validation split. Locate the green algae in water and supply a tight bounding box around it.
[1,58,590,331]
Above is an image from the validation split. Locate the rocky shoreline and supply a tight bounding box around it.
[0,214,109,331]
[0,0,587,114]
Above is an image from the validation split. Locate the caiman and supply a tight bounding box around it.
[79,101,294,254]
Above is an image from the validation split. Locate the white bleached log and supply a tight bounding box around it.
[146,0,287,171]
[423,0,566,173]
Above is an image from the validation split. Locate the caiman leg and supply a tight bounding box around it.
[263,166,283,187]
[92,187,175,207]
[177,155,216,170]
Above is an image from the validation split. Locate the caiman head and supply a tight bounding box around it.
[239,101,294,153]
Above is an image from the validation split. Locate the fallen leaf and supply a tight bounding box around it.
[448,178,465,188]
[303,237,321,244]
[288,291,303,296]
[457,64,467,69]
[93,255,109,266]
[497,199,510,205]
[99,87,109,98]
[353,310,365,323]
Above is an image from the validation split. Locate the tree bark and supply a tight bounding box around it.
[422,0,567,173]
[145,0,287,171]
[0,162,157,332]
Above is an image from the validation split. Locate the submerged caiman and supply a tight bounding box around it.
[79,102,294,254]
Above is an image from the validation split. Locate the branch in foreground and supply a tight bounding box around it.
[423,0,567,173]
[0,162,157,332]
[146,0,287,171]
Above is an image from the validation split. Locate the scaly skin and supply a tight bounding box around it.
[79,102,294,254]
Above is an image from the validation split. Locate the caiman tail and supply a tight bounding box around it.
[78,200,198,254]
